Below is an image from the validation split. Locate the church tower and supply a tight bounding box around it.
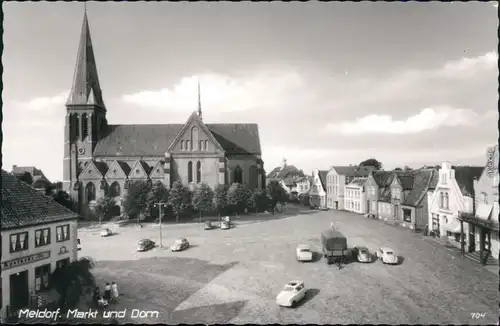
[63,11,107,200]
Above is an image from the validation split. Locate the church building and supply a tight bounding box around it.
[63,13,265,217]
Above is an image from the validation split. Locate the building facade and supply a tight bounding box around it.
[365,170,394,219]
[1,170,79,320]
[309,169,327,208]
[326,166,371,210]
[344,178,368,214]
[427,162,483,247]
[464,145,499,263]
[295,176,311,195]
[63,13,264,218]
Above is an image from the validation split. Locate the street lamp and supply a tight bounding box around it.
[154,202,167,248]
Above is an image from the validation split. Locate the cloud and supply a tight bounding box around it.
[121,70,306,114]
[13,91,69,112]
[438,51,498,79]
[325,106,481,135]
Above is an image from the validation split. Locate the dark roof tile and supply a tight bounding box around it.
[332,166,372,177]
[454,166,484,197]
[93,123,261,157]
[1,170,79,231]
[318,170,328,190]
[402,168,437,207]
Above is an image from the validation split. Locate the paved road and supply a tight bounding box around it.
[78,206,498,325]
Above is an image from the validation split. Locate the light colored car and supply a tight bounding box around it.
[353,246,372,263]
[137,239,155,252]
[276,280,307,307]
[100,228,112,237]
[170,238,190,252]
[296,244,313,262]
[220,220,230,230]
[376,247,398,264]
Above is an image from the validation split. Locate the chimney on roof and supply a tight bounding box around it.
[281,158,287,169]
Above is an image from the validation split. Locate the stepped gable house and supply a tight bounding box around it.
[63,13,264,217]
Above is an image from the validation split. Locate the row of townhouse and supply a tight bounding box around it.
[307,145,499,265]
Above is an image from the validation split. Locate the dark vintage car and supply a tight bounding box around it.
[136,239,155,252]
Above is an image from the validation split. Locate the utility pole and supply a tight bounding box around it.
[154,202,167,248]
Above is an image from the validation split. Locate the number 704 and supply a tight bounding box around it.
[470,312,486,319]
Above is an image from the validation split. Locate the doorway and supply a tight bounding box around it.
[334,201,338,210]
[469,224,476,252]
[10,270,29,309]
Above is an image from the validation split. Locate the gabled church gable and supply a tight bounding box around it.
[129,160,150,179]
[149,161,165,179]
[80,160,107,180]
[105,160,129,180]
[166,112,224,154]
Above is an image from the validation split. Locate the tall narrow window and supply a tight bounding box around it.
[204,140,208,150]
[191,127,198,150]
[10,232,29,253]
[86,182,96,202]
[186,140,191,151]
[82,113,89,139]
[35,228,51,247]
[445,192,449,209]
[35,264,51,293]
[199,140,203,151]
[74,114,80,140]
[234,165,243,184]
[196,161,201,183]
[181,140,184,150]
[56,224,70,242]
[439,192,444,208]
[188,161,193,183]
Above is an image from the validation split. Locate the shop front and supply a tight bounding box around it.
[459,206,498,265]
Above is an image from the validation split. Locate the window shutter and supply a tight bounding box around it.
[36,231,41,246]
[44,229,49,244]
[19,233,26,249]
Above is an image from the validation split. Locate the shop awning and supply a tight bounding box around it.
[475,203,493,220]
[444,220,462,233]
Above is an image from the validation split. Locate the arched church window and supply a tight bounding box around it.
[199,140,203,151]
[109,182,121,197]
[196,161,201,183]
[234,165,243,184]
[85,182,96,202]
[191,127,198,150]
[74,114,80,140]
[188,161,193,183]
[186,140,191,151]
[82,113,89,139]
[204,140,208,150]
[181,140,184,150]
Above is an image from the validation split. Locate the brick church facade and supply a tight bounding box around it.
[63,13,265,217]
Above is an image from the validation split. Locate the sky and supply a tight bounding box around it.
[3,2,499,182]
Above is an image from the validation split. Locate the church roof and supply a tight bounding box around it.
[1,170,78,231]
[66,12,105,108]
[93,123,261,157]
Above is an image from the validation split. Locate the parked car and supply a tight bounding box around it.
[100,228,112,237]
[376,247,398,264]
[170,238,190,252]
[353,246,372,263]
[77,238,82,251]
[204,220,213,230]
[276,280,307,307]
[296,244,313,262]
[220,220,230,230]
[137,239,155,252]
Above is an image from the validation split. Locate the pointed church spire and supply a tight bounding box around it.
[197,78,202,120]
[66,10,105,108]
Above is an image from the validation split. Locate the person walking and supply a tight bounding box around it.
[111,281,119,302]
[104,283,111,301]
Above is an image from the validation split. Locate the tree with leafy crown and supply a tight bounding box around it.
[122,180,151,220]
[168,181,191,222]
[213,184,229,216]
[192,182,214,222]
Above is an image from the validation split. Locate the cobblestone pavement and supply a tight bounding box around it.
[77,206,498,325]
